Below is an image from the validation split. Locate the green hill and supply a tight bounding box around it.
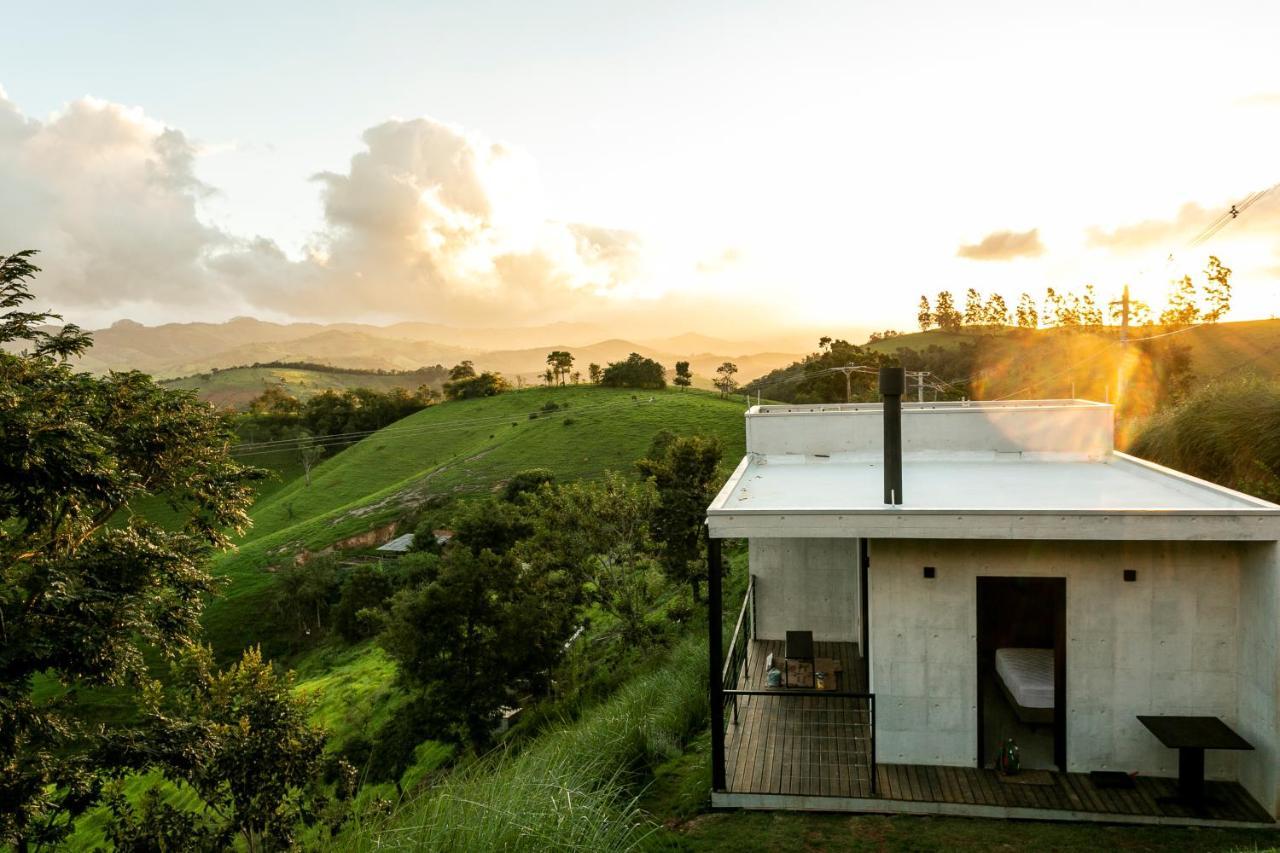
[202,384,748,668]
[161,363,448,410]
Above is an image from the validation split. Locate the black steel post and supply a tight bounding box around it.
[870,693,878,795]
[708,534,726,792]
[879,366,905,505]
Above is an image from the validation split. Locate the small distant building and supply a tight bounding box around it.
[375,533,416,555]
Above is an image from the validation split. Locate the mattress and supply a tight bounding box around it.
[995,647,1054,710]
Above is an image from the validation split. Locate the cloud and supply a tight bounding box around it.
[0,94,650,326]
[0,91,242,315]
[956,228,1044,261]
[1235,92,1280,107]
[1085,202,1216,252]
[233,116,648,323]
[1087,192,1280,253]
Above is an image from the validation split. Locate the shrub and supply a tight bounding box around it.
[600,353,666,389]
[337,636,709,851]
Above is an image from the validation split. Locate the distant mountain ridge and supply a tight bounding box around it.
[56,316,812,392]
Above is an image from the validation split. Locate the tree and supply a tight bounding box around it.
[272,557,340,644]
[249,384,301,416]
[983,293,1009,327]
[714,361,739,397]
[636,432,724,601]
[571,370,581,384]
[449,360,477,381]
[588,362,603,384]
[380,546,580,748]
[1015,293,1038,329]
[109,646,340,853]
[1080,284,1103,329]
[673,360,692,390]
[333,565,395,643]
[443,371,509,400]
[1202,255,1232,323]
[963,288,984,327]
[298,430,324,487]
[1045,287,1080,328]
[933,291,962,330]
[518,474,659,644]
[546,350,574,386]
[917,296,934,331]
[600,353,666,389]
[0,250,263,851]
[1160,275,1200,327]
[451,497,533,556]
[501,468,555,503]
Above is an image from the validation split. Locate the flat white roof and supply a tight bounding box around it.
[709,398,1280,540]
[717,453,1275,513]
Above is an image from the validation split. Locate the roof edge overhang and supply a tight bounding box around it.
[706,510,1280,541]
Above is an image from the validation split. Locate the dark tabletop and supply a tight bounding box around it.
[1136,715,1254,751]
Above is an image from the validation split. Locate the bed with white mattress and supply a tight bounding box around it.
[994,647,1055,724]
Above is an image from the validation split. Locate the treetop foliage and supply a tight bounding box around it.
[1,250,267,849]
[600,352,666,389]
[916,256,1232,334]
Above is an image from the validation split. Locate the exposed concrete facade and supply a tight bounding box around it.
[709,399,1280,819]
[1239,543,1280,816]
[867,538,1253,779]
[748,537,860,643]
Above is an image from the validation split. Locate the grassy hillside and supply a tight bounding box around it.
[201,385,748,662]
[161,364,447,409]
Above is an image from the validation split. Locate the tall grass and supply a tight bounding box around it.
[1128,375,1280,502]
[335,634,709,852]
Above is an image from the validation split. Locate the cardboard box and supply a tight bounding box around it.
[813,657,841,691]
[785,658,814,689]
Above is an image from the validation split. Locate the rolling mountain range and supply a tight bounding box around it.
[52,316,813,395]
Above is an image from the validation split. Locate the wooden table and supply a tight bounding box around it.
[1136,715,1254,804]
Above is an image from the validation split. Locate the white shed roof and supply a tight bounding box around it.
[376,533,416,553]
[707,400,1280,541]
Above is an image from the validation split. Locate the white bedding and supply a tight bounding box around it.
[995,647,1054,709]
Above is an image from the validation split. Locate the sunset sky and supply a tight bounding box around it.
[3,1,1279,336]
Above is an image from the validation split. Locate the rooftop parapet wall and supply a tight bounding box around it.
[745,400,1114,459]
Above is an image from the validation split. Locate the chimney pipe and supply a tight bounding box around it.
[879,366,905,505]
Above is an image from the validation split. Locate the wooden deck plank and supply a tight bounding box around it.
[713,637,1272,826]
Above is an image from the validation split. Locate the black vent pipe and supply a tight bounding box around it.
[879,366,904,505]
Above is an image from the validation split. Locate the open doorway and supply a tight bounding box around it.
[976,577,1066,771]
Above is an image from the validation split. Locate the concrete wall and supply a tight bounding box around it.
[868,539,1249,785]
[1238,543,1280,816]
[746,402,1113,458]
[749,538,860,643]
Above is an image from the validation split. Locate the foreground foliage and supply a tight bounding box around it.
[0,251,264,850]
[341,635,709,852]
[106,646,346,852]
[1129,375,1280,501]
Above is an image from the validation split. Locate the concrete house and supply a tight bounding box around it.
[704,370,1280,827]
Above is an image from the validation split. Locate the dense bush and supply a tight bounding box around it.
[600,352,666,389]
[333,565,395,642]
[1128,375,1280,501]
[443,371,510,400]
[338,636,709,852]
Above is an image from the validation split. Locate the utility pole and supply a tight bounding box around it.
[836,365,857,403]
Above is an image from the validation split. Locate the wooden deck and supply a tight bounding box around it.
[723,639,874,798]
[871,763,1274,825]
[721,639,1274,826]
